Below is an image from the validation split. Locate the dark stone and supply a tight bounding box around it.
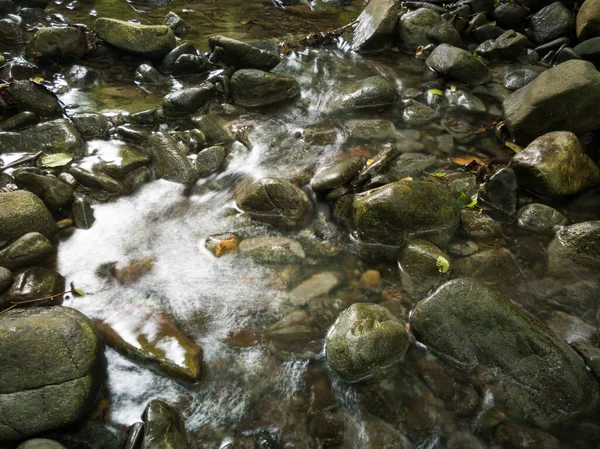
[146,132,198,183]
[493,2,529,29]
[0,111,38,132]
[172,54,210,76]
[337,75,397,110]
[164,11,190,37]
[71,113,110,139]
[555,46,581,64]
[574,37,600,66]
[0,191,57,242]
[230,69,300,108]
[425,44,490,85]
[350,0,399,53]
[311,157,365,192]
[474,24,505,43]
[503,64,547,90]
[162,85,214,118]
[529,2,573,44]
[3,80,62,119]
[62,65,98,88]
[135,64,171,85]
[479,167,517,217]
[208,35,280,70]
[158,43,196,74]
[475,30,532,61]
[14,172,74,211]
[142,400,191,449]
[69,167,126,194]
[397,239,451,297]
[0,232,52,271]
[195,145,226,177]
[72,197,95,229]
[45,421,127,449]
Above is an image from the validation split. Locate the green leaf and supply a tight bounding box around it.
[427,89,444,97]
[70,282,86,297]
[436,256,450,274]
[434,172,447,177]
[458,192,478,208]
[41,153,73,168]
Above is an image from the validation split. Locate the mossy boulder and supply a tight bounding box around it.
[27,27,87,61]
[410,278,599,428]
[94,18,176,59]
[398,8,461,54]
[230,69,300,108]
[147,132,198,184]
[14,172,74,211]
[0,307,105,441]
[208,35,280,70]
[353,180,460,246]
[0,191,58,243]
[325,303,410,382]
[0,232,53,271]
[425,44,490,85]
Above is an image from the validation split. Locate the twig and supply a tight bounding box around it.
[0,151,43,173]
[284,20,358,49]
[1,290,74,314]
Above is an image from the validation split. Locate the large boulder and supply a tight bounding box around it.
[397,8,461,54]
[410,279,599,428]
[230,69,300,108]
[353,180,460,246]
[27,27,87,61]
[0,191,57,243]
[0,307,104,441]
[325,303,410,382]
[208,35,280,70]
[503,60,600,143]
[235,177,312,228]
[508,131,600,196]
[351,0,399,53]
[529,2,573,44]
[576,0,600,41]
[94,18,176,59]
[14,172,74,211]
[425,44,490,85]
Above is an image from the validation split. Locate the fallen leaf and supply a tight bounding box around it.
[41,153,73,168]
[436,256,450,274]
[505,141,523,153]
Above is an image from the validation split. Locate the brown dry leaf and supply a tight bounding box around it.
[451,155,488,166]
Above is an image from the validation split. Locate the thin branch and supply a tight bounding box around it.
[1,289,75,314]
[0,151,43,173]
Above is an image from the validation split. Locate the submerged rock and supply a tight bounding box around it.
[398,8,461,54]
[0,307,104,441]
[0,191,58,243]
[325,303,410,382]
[311,157,365,192]
[238,236,305,264]
[548,221,600,273]
[508,131,600,196]
[142,400,191,449]
[410,278,599,428]
[503,60,600,143]
[337,76,397,110]
[351,0,398,53]
[397,239,451,297]
[235,177,312,228]
[94,18,176,59]
[478,167,517,217]
[95,307,202,382]
[0,232,52,270]
[288,271,342,306]
[517,203,567,232]
[230,69,300,108]
[208,35,280,70]
[425,44,490,85]
[353,180,460,246]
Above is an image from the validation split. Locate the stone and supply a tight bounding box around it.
[69,167,125,195]
[2,80,62,119]
[164,11,190,37]
[548,221,600,272]
[351,0,398,53]
[172,54,210,76]
[410,278,599,428]
[236,177,312,229]
[325,303,410,382]
[72,197,95,229]
[14,172,73,211]
[0,119,86,158]
[397,8,461,54]
[387,153,436,181]
[475,30,532,61]
[195,145,226,177]
[397,239,451,297]
[5,267,65,308]
[238,236,305,264]
[425,44,490,85]
[47,420,127,449]
[95,306,202,382]
[479,168,517,217]
[494,423,561,449]
[27,27,86,61]
[311,157,365,192]
[17,439,66,449]
[529,2,573,44]
[474,24,506,43]
[577,0,600,41]
[508,132,600,196]
[359,270,382,292]
[158,43,197,74]
[503,60,600,143]
[504,64,547,90]
[94,18,176,59]
[231,69,300,108]
[162,85,214,118]
[288,271,342,306]
[0,111,38,132]
[452,247,522,285]
[575,36,600,66]
[142,400,191,449]
[337,76,397,111]
[0,307,104,441]
[0,191,57,243]
[208,35,280,70]
[71,113,110,139]
[0,232,52,270]
[193,115,233,145]
[344,119,397,143]
[517,203,567,232]
[460,209,502,239]
[493,2,528,29]
[353,180,460,246]
[63,64,98,88]
[135,64,171,85]
[0,267,12,293]
[97,146,149,179]
[447,432,486,449]
[402,103,437,125]
[147,132,198,184]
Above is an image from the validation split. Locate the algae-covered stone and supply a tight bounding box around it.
[231,69,300,108]
[325,303,410,382]
[517,203,567,232]
[208,35,280,70]
[508,131,600,196]
[236,177,312,228]
[147,132,198,184]
[14,172,73,211]
[0,191,58,242]
[311,157,365,192]
[503,60,600,143]
[238,236,305,264]
[410,278,599,428]
[97,145,150,179]
[398,8,461,54]
[95,306,202,382]
[0,232,52,270]
[95,18,176,59]
[0,267,13,293]
[337,76,397,111]
[353,180,460,246]
[142,400,191,449]
[27,27,86,61]
[426,44,490,85]
[162,85,214,118]
[195,145,226,177]
[548,221,600,273]
[0,307,104,441]
[397,239,451,297]
[3,80,62,119]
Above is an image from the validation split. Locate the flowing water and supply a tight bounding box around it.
[4,0,600,446]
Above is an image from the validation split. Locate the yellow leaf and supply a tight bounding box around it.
[505,141,523,153]
[436,256,450,274]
